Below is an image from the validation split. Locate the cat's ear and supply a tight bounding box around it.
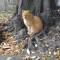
[27,10,30,12]
[22,10,30,13]
[22,10,25,13]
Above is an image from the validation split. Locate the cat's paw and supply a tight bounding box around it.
[28,31,31,35]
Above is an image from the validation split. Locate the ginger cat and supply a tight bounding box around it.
[22,10,43,35]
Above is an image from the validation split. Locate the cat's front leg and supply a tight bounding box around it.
[28,31,31,35]
[27,26,31,35]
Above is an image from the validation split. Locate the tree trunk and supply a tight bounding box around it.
[6,0,60,34]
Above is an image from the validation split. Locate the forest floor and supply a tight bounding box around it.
[0,13,60,60]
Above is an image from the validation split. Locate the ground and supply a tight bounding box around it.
[0,12,60,60]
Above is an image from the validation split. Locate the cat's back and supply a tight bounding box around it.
[31,16,43,32]
[33,16,43,26]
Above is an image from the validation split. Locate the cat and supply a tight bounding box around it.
[22,10,43,35]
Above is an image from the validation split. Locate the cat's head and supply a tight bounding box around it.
[22,10,30,13]
[22,10,33,19]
